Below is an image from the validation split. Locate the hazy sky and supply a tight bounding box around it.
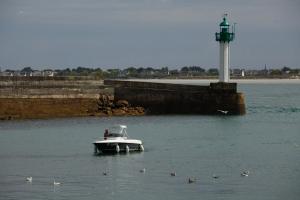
[0,0,299,70]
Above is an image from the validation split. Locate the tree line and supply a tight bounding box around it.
[1,66,299,79]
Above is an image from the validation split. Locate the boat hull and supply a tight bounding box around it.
[94,142,143,154]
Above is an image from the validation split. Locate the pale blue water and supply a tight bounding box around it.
[0,83,300,200]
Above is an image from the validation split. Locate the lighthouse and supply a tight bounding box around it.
[215,14,235,82]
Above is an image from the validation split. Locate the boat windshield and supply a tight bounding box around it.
[107,125,128,137]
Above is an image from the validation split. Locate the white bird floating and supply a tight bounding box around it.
[53,180,61,185]
[217,109,229,114]
[26,177,32,182]
[139,168,146,173]
[241,170,250,177]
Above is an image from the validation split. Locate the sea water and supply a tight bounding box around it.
[0,83,299,200]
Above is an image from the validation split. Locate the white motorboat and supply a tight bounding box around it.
[93,125,144,154]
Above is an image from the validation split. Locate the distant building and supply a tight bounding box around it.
[1,71,14,76]
[13,70,22,76]
[42,70,55,77]
[231,69,241,76]
[230,68,246,77]
[241,69,245,77]
[20,71,32,76]
[32,70,43,76]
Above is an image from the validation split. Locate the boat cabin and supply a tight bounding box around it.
[106,125,128,138]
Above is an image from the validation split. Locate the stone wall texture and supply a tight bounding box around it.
[0,78,144,120]
[0,98,99,120]
[104,80,246,115]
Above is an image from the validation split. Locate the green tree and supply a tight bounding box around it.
[270,69,282,75]
[207,68,219,75]
[281,66,291,73]
[125,67,138,77]
[21,67,33,73]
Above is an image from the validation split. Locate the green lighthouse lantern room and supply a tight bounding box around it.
[216,15,235,42]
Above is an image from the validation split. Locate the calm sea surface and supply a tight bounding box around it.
[0,83,300,200]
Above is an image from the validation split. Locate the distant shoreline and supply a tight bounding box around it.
[231,79,300,84]
[127,78,300,85]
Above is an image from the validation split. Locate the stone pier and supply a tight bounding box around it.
[104,80,246,115]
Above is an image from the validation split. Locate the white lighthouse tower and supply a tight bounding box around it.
[215,14,235,82]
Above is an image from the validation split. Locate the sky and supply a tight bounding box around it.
[0,0,299,70]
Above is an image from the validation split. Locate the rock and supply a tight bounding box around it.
[121,107,128,112]
[105,110,112,115]
[112,109,126,115]
[108,95,114,101]
[96,94,144,116]
[98,94,112,107]
[136,107,144,113]
[115,100,129,108]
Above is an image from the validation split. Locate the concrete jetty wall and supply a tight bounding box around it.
[0,78,144,120]
[0,78,105,119]
[0,98,99,120]
[0,78,246,120]
[104,80,246,115]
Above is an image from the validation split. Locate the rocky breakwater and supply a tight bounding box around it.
[96,94,144,116]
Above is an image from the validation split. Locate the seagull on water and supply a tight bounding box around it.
[139,168,146,173]
[188,177,196,184]
[217,110,229,114]
[170,172,176,177]
[212,174,220,179]
[53,180,61,185]
[241,170,250,177]
[103,172,108,176]
[26,177,32,182]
